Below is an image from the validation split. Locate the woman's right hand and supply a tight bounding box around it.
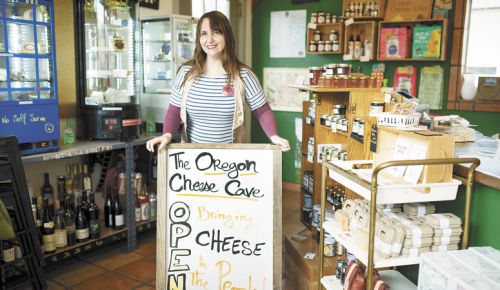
[146,133,172,152]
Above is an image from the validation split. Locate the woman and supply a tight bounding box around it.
[146,11,289,152]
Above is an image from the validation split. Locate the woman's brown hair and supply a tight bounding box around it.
[182,11,247,85]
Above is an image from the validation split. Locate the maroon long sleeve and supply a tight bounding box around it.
[162,104,181,134]
[253,103,278,138]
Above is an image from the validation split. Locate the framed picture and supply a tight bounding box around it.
[139,0,159,9]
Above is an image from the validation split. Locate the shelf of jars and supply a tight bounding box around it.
[342,0,386,19]
[290,85,381,93]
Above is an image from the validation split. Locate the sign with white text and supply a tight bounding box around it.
[156,144,282,290]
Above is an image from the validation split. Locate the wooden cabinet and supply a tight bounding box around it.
[297,86,385,227]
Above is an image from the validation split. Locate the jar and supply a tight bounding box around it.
[317,41,325,52]
[338,76,348,88]
[340,151,348,161]
[353,118,360,135]
[369,76,377,88]
[324,233,336,256]
[320,114,327,126]
[332,40,340,52]
[359,76,369,88]
[332,76,340,88]
[310,12,318,24]
[349,77,359,88]
[325,13,332,23]
[314,30,322,41]
[325,115,332,127]
[318,76,326,88]
[324,41,332,52]
[342,118,348,132]
[325,76,333,88]
[309,41,317,52]
[309,66,322,86]
[332,104,346,115]
[337,64,351,76]
[317,12,325,24]
[331,15,337,23]
[370,101,385,115]
[358,120,365,137]
[329,30,338,41]
[324,64,337,76]
[336,118,343,132]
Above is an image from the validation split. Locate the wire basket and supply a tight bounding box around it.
[376,112,421,128]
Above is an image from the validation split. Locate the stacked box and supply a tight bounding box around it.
[412,24,442,59]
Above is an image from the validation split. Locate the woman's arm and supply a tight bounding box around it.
[253,103,277,138]
[162,104,181,134]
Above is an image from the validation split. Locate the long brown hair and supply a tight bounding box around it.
[182,11,247,86]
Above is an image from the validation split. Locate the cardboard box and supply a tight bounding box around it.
[374,127,455,183]
[379,27,411,59]
[476,77,500,101]
[412,24,442,59]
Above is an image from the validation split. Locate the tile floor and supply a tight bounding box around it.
[42,185,303,290]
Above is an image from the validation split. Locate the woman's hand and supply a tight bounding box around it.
[270,135,290,152]
[146,133,172,152]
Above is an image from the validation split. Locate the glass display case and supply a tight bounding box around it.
[0,0,59,155]
[75,0,141,140]
[139,15,197,133]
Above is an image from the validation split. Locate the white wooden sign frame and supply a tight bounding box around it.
[156,143,282,290]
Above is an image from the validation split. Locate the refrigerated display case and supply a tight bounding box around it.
[75,0,141,140]
[0,0,59,155]
[139,15,197,133]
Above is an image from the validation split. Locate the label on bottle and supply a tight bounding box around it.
[42,233,56,253]
[54,229,68,248]
[141,203,150,221]
[115,214,124,226]
[89,220,100,236]
[83,177,92,191]
[44,221,54,229]
[150,203,157,220]
[2,246,15,263]
[15,245,22,259]
[135,207,142,222]
[76,228,89,240]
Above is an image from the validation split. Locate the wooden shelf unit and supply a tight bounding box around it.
[377,19,448,62]
[343,21,377,61]
[296,86,385,229]
[342,0,386,19]
[307,23,344,54]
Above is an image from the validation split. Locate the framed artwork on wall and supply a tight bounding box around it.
[139,0,159,10]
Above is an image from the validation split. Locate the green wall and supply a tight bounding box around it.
[251,0,500,184]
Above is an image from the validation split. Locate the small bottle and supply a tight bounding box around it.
[32,197,43,241]
[54,200,68,249]
[42,197,56,254]
[88,191,100,240]
[104,185,112,228]
[63,120,75,146]
[354,35,362,59]
[64,197,76,246]
[2,241,15,263]
[140,192,151,221]
[348,35,355,58]
[41,173,55,216]
[75,198,89,243]
[82,164,92,191]
[113,186,125,230]
[135,190,142,222]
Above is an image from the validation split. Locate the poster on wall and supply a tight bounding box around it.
[263,67,309,112]
[156,144,282,290]
[270,10,307,58]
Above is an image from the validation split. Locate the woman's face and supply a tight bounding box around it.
[199,18,225,59]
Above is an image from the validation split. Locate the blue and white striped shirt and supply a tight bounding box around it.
[170,66,267,143]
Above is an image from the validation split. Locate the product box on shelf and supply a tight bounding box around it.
[412,24,442,59]
[379,27,411,59]
[374,127,455,183]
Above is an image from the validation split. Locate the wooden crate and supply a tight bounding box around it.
[343,21,376,61]
[385,0,434,21]
[374,127,455,183]
[307,23,344,55]
[342,0,386,19]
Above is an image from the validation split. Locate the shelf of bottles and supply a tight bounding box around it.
[0,0,60,154]
[30,164,157,265]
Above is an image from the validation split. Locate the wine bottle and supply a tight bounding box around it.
[72,164,82,198]
[57,175,67,200]
[81,190,90,222]
[42,197,56,254]
[83,164,92,191]
[88,191,101,239]
[53,200,68,248]
[31,197,43,240]
[64,197,76,246]
[65,164,73,195]
[41,173,55,216]
[104,184,112,228]
[113,185,124,230]
[75,198,89,243]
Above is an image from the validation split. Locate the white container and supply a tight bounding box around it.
[469,246,500,269]
[448,249,500,275]
[417,252,469,290]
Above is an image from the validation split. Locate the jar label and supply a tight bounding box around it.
[55,229,68,247]
[42,234,56,252]
[115,214,124,226]
[2,247,15,263]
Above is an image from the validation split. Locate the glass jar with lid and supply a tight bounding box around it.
[332,76,340,88]
[325,76,333,88]
[324,64,337,76]
[353,118,360,135]
[359,76,369,88]
[370,101,385,115]
[358,120,365,137]
[324,41,333,52]
[317,41,325,52]
[318,12,325,24]
[314,30,322,41]
[332,40,340,52]
[333,104,346,115]
[309,66,322,85]
[349,77,360,88]
[309,41,317,52]
[310,12,318,24]
[318,76,327,88]
[338,76,348,88]
[325,13,332,23]
[337,64,351,76]
[329,30,338,41]
[369,76,377,88]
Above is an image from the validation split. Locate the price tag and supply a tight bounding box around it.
[343,54,353,61]
[345,18,355,26]
[360,55,370,62]
[304,252,317,260]
[307,23,317,29]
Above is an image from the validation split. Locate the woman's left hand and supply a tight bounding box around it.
[270,135,290,152]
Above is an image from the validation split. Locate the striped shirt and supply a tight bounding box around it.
[170,66,267,143]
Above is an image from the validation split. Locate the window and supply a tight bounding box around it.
[463,0,500,76]
[192,0,230,19]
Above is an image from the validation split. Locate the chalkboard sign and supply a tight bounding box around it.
[157,144,282,290]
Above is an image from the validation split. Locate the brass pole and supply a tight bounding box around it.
[462,160,480,249]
